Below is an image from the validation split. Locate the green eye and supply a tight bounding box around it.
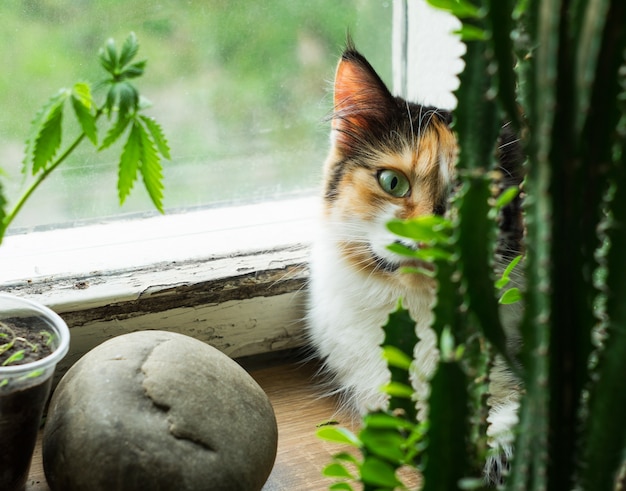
[378,169,410,197]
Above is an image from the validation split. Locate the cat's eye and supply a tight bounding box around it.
[377,169,410,198]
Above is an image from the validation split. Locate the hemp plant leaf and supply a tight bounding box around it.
[24,89,69,175]
[140,115,171,160]
[117,118,166,213]
[100,114,131,150]
[121,60,147,80]
[118,33,146,80]
[116,81,139,121]
[71,82,98,145]
[0,180,6,227]
[137,119,165,213]
[118,32,139,68]
[99,37,118,75]
[118,122,142,205]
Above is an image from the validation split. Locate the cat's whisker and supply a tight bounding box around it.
[496,165,515,179]
[498,138,521,150]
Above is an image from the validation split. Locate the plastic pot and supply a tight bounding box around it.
[0,293,70,491]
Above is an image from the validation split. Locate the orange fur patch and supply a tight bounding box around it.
[325,123,456,222]
[324,121,456,287]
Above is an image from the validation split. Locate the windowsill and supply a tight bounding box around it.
[0,196,318,374]
[1,196,318,284]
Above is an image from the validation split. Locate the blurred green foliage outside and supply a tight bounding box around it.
[0,0,391,230]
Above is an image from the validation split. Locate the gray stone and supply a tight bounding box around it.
[43,330,277,491]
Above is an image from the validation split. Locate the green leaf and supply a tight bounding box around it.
[140,115,171,159]
[363,412,415,431]
[71,84,98,146]
[382,345,413,370]
[24,368,45,379]
[329,483,354,491]
[116,81,139,120]
[121,60,147,79]
[100,114,131,150]
[137,120,165,213]
[359,427,406,464]
[24,90,69,174]
[360,456,403,488]
[332,452,360,466]
[33,104,64,173]
[105,38,118,69]
[413,247,454,262]
[499,287,522,305]
[72,82,93,109]
[2,350,25,366]
[323,463,354,479]
[387,216,452,245]
[118,32,139,67]
[495,185,520,210]
[426,0,482,18]
[117,121,142,205]
[103,82,118,117]
[386,242,453,262]
[317,427,361,447]
[382,381,414,399]
[99,37,118,74]
[495,254,522,288]
[455,24,489,41]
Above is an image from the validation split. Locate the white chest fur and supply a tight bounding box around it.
[306,225,437,414]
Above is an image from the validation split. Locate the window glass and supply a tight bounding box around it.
[1,0,392,231]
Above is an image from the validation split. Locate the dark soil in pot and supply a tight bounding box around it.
[0,377,53,490]
[0,322,55,491]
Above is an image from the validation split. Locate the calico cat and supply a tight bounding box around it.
[306,44,522,484]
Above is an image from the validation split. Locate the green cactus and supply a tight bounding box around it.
[320,0,626,489]
[441,0,626,489]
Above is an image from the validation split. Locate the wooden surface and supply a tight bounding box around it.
[25,357,356,491]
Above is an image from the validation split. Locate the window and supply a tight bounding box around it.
[1,0,461,369]
[2,0,392,232]
[393,0,463,110]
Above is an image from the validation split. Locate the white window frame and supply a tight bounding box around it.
[0,1,461,375]
[0,197,317,374]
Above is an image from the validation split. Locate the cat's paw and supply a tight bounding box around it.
[484,399,519,486]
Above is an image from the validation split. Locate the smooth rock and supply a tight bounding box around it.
[43,330,277,491]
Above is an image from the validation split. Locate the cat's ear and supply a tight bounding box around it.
[332,47,396,153]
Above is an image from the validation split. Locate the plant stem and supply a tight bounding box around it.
[0,108,104,242]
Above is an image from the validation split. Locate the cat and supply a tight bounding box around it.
[306,43,523,485]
